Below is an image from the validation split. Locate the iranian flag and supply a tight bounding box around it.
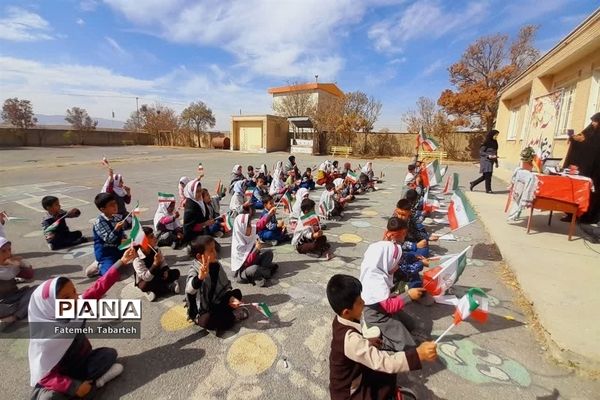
[241,302,273,318]
[158,192,176,203]
[346,170,359,184]
[244,189,254,198]
[417,127,439,151]
[440,165,448,178]
[280,191,293,213]
[453,287,489,325]
[443,172,460,194]
[448,188,477,231]
[421,160,442,188]
[119,215,149,251]
[300,210,320,228]
[423,246,470,296]
[221,213,234,233]
[43,214,67,234]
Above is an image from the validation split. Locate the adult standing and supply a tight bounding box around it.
[562,112,600,223]
[470,130,499,193]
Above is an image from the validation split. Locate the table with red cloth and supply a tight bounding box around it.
[536,174,592,217]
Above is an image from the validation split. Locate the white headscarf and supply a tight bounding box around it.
[232,164,242,174]
[318,160,333,172]
[258,164,268,175]
[183,180,206,215]
[359,241,402,305]
[102,173,127,197]
[319,188,335,216]
[230,214,256,272]
[291,188,309,219]
[361,162,373,174]
[333,178,344,190]
[153,201,180,231]
[269,161,285,195]
[178,177,190,198]
[28,278,84,386]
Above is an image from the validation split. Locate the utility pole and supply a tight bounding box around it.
[136,97,140,132]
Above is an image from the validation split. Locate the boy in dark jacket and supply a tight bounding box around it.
[41,196,86,250]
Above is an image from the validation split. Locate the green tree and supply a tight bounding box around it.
[1,97,38,145]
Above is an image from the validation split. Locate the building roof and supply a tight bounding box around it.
[267,82,344,98]
[500,7,600,96]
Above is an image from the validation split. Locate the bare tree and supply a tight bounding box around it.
[272,84,316,118]
[339,91,382,154]
[180,101,216,147]
[124,110,146,132]
[140,104,179,146]
[65,107,97,145]
[2,97,38,145]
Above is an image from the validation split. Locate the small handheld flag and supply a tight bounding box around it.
[423,246,470,296]
[241,302,273,319]
[300,210,320,228]
[417,127,439,151]
[280,191,293,213]
[118,214,150,251]
[158,192,176,203]
[448,189,477,231]
[244,189,254,199]
[435,288,488,344]
[221,213,234,233]
[346,170,359,184]
[43,214,67,234]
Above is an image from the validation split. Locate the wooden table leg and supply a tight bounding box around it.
[568,213,576,241]
[548,210,553,226]
[527,206,534,234]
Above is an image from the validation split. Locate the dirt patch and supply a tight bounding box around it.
[471,242,503,261]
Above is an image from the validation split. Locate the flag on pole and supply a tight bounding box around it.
[443,172,460,194]
[281,191,293,213]
[423,246,470,296]
[423,199,440,214]
[215,180,227,198]
[221,213,234,233]
[440,165,448,178]
[417,127,439,151]
[453,287,489,324]
[448,188,477,230]
[130,201,141,216]
[43,215,67,234]
[300,210,320,228]
[118,214,150,251]
[421,160,442,188]
[101,157,110,167]
[346,170,359,184]
[158,192,176,203]
[244,189,254,199]
[241,302,273,318]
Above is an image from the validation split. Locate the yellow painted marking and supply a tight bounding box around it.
[160,304,194,331]
[360,209,378,217]
[227,333,277,376]
[339,233,363,244]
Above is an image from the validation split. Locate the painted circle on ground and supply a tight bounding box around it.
[23,231,43,238]
[351,220,371,228]
[160,304,194,332]
[360,209,378,217]
[227,333,278,376]
[339,233,363,244]
[63,244,95,260]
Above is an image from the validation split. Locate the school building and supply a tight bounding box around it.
[495,8,600,172]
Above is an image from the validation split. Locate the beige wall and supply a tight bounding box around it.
[265,117,289,152]
[231,115,289,153]
[496,13,600,171]
[0,127,153,147]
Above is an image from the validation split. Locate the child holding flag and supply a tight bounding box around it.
[231,214,278,287]
[250,176,269,210]
[88,193,126,277]
[359,241,428,352]
[256,195,290,245]
[318,182,342,220]
[133,227,181,301]
[200,188,225,238]
[183,180,220,243]
[327,274,437,400]
[101,168,131,226]
[40,196,86,250]
[0,237,35,329]
[394,199,430,258]
[292,199,332,259]
[228,180,252,218]
[290,188,310,222]
[299,167,315,191]
[153,194,184,249]
[185,236,249,331]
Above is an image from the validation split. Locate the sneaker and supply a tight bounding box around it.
[0,315,17,332]
[213,231,224,238]
[47,243,55,251]
[269,240,279,247]
[95,363,124,388]
[171,281,180,294]
[233,307,249,321]
[144,291,156,302]
[85,262,99,278]
[254,278,266,287]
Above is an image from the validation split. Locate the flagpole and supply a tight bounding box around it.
[435,322,456,344]
[274,188,289,208]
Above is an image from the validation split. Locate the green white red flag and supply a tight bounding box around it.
[300,210,320,229]
[417,127,439,151]
[158,192,176,203]
[346,170,359,184]
[423,246,470,296]
[443,172,460,194]
[221,213,234,233]
[448,188,477,231]
[453,287,489,325]
[280,191,293,213]
[119,214,150,251]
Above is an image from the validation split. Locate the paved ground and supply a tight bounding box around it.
[1,145,599,400]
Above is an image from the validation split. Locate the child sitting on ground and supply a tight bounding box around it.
[229,165,245,194]
[28,247,136,400]
[246,166,257,189]
[201,188,225,238]
[285,169,300,193]
[319,182,342,220]
[251,176,269,210]
[41,196,86,250]
[327,274,437,400]
[292,199,332,259]
[333,178,354,207]
[133,227,181,302]
[394,199,430,258]
[185,236,249,331]
[404,164,421,190]
[231,214,279,287]
[228,180,252,218]
[359,241,429,352]
[299,168,316,191]
[0,237,35,329]
[153,200,184,249]
[88,193,126,277]
[101,168,131,224]
[256,195,290,245]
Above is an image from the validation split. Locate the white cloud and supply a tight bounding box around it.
[80,0,99,12]
[104,36,127,56]
[76,18,85,26]
[103,0,366,80]
[368,0,488,53]
[0,6,55,42]
[422,59,446,77]
[0,56,269,130]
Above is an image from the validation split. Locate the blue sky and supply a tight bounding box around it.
[0,0,598,130]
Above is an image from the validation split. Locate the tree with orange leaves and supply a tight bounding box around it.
[438,25,539,131]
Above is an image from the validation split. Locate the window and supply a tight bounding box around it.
[555,84,576,137]
[586,70,600,127]
[507,107,519,140]
[519,102,530,140]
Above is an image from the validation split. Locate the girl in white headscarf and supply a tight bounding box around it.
[359,241,424,352]
[229,165,245,194]
[334,177,354,207]
[178,176,191,208]
[101,168,131,220]
[318,182,341,220]
[290,187,310,220]
[28,247,136,400]
[257,164,272,186]
[231,214,277,287]
[269,161,286,198]
[183,180,213,243]
[153,200,183,248]
[229,180,250,218]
